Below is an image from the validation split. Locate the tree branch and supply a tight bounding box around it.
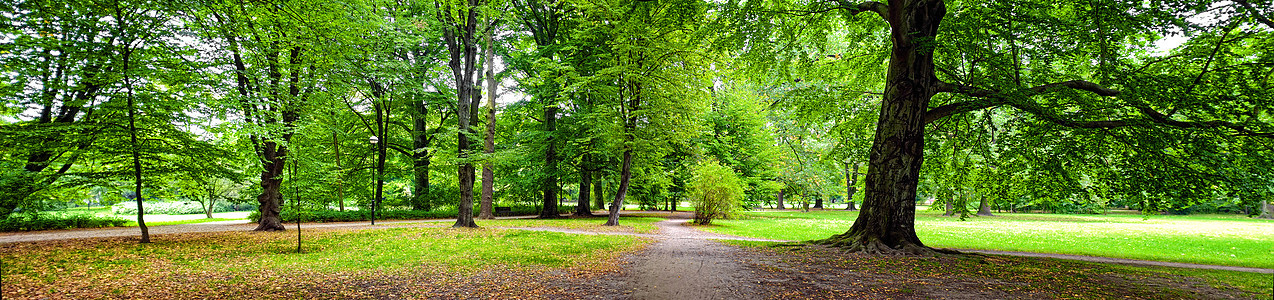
[769,1,887,19]
[927,80,1120,123]
[928,81,1271,137]
[1235,0,1274,30]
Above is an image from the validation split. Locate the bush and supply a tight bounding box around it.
[248,206,551,223]
[112,201,258,215]
[688,160,745,225]
[0,214,128,232]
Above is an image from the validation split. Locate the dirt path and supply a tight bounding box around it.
[620,217,762,300]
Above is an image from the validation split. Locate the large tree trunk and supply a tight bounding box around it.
[479,30,498,220]
[977,197,995,217]
[539,106,561,219]
[411,99,431,211]
[942,199,956,217]
[814,197,824,209]
[777,189,785,209]
[255,141,288,231]
[816,0,944,254]
[443,1,482,228]
[593,176,606,212]
[575,158,594,217]
[846,162,859,210]
[604,149,633,226]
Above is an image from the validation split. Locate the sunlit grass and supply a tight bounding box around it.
[703,210,1274,269]
[478,217,662,234]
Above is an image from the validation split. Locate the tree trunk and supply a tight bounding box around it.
[814,197,824,209]
[1259,199,1273,219]
[124,48,149,243]
[478,30,497,220]
[334,131,344,211]
[412,99,431,211]
[977,197,995,217]
[942,199,955,217]
[846,162,859,210]
[593,176,606,212]
[255,141,288,231]
[777,189,785,209]
[539,106,560,219]
[443,2,481,228]
[575,160,593,217]
[604,149,633,226]
[816,0,944,254]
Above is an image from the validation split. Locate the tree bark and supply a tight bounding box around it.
[976,196,995,217]
[478,28,498,220]
[411,99,431,211]
[814,197,824,209]
[1259,199,1273,219]
[846,162,859,211]
[777,189,785,209]
[442,0,483,228]
[816,0,944,254]
[334,131,344,211]
[539,106,561,219]
[942,199,955,217]
[255,141,288,231]
[604,149,633,226]
[593,176,606,212]
[575,156,594,217]
[123,46,149,243]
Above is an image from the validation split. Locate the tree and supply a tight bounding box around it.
[725,0,1274,253]
[438,0,495,228]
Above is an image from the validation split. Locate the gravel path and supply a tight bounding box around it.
[620,217,762,300]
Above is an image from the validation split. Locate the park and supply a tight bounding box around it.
[2,0,1273,299]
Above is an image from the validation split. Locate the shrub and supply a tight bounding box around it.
[0,214,128,232]
[688,160,745,225]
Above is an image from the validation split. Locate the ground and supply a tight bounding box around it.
[1,211,1270,299]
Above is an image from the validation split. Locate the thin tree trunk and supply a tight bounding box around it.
[123,48,149,243]
[479,23,497,220]
[816,0,944,254]
[334,131,344,211]
[604,149,633,226]
[846,162,859,211]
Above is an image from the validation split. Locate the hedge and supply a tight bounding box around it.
[0,215,128,232]
[112,201,258,215]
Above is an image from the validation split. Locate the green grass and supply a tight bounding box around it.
[703,210,1274,269]
[258,228,645,272]
[478,217,662,233]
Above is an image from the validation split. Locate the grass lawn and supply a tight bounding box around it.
[701,209,1274,269]
[479,216,663,234]
[1,227,647,299]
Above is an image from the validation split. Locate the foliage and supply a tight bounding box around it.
[0,214,128,232]
[688,160,745,225]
